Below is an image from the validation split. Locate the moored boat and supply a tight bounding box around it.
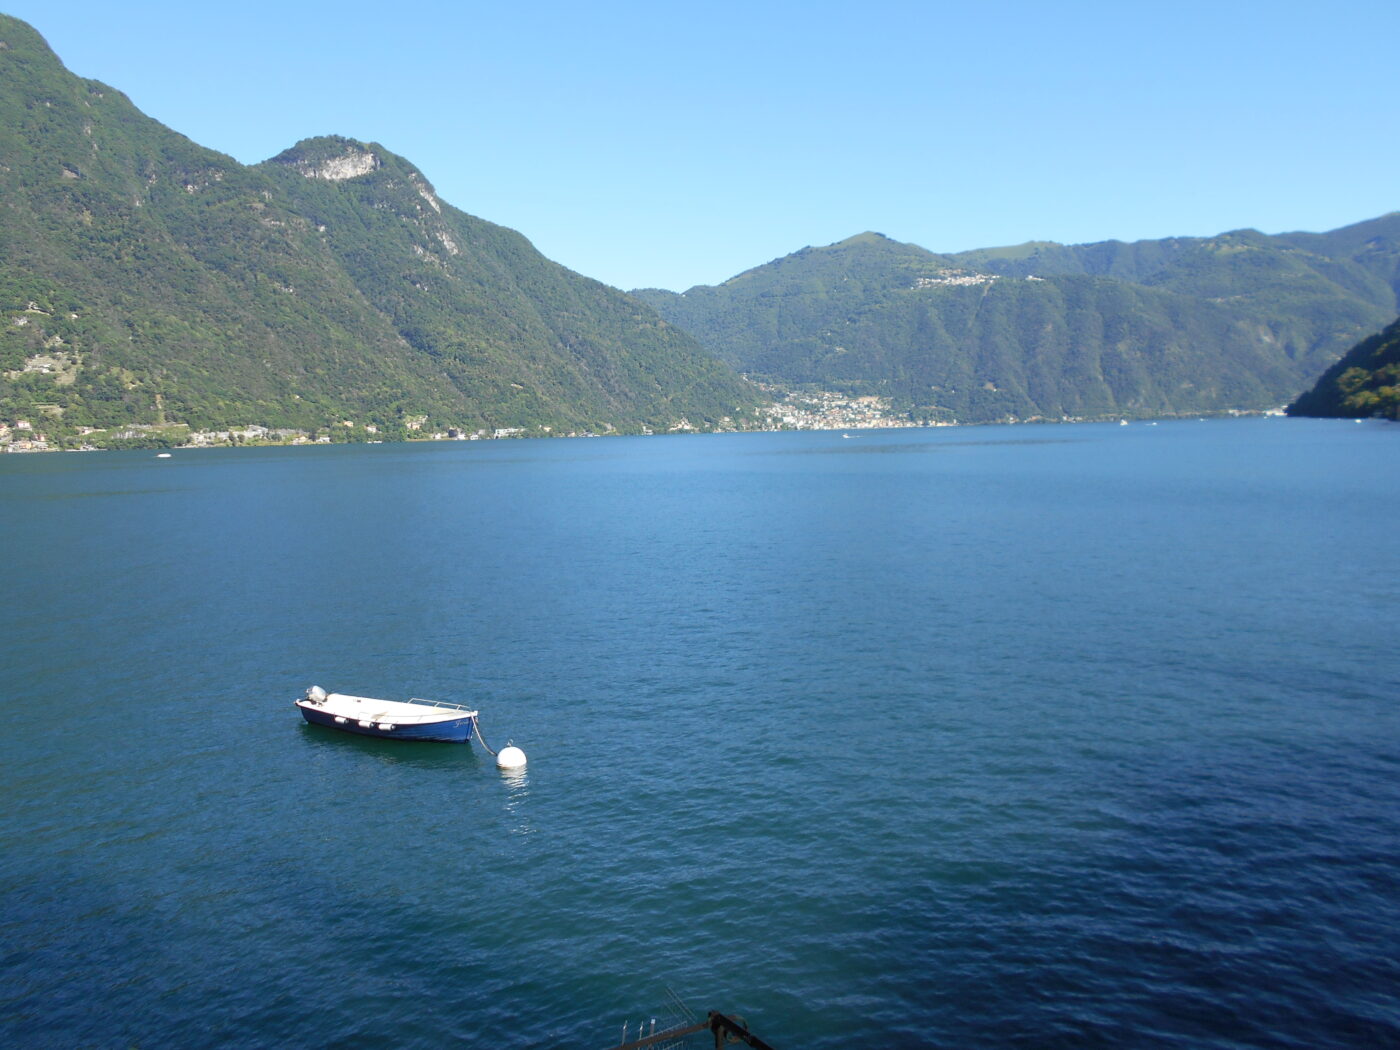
[294,685,478,742]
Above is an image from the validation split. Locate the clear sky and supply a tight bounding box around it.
[6,1,1397,291]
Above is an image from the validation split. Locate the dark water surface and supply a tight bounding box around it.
[3,418,1398,1048]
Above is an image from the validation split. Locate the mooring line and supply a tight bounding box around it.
[470,714,498,756]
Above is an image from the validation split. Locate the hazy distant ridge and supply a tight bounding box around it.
[636,221,1400,423]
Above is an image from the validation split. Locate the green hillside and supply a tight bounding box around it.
[636,222,1400,424]
[1287,316,1400,420]
[0,15,761,445]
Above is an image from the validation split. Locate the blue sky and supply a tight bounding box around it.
[7,1,1397,291]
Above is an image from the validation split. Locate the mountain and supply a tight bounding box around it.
[0,15,761,444]
[635,221,1400,424]
[1287,315,1400,420]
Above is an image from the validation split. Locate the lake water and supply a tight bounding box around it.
[3,418,1398,1048]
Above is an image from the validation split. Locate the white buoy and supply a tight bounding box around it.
[496,745,527,771]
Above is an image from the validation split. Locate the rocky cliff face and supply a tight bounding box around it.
[276,141,382,181]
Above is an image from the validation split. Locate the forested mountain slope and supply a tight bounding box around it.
[1288,315,1400,420]
[0,14,760,443]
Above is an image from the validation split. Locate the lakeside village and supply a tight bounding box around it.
[0,388,926,453]
[0,389,1284,454]
[0,416,558,453]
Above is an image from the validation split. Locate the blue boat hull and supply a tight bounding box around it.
[297,704,476,743]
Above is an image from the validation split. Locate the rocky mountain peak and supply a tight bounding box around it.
[267,136,382,181]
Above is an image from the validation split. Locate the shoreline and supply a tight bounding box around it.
[0,406,1293,455]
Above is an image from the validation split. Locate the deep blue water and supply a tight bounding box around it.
[2,418,1399,1048]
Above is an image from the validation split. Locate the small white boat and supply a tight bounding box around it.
[156,452,172,458]
[294,686,479,742]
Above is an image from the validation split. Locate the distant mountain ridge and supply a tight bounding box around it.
[635,219,1400,424]
[0,14,761,443]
